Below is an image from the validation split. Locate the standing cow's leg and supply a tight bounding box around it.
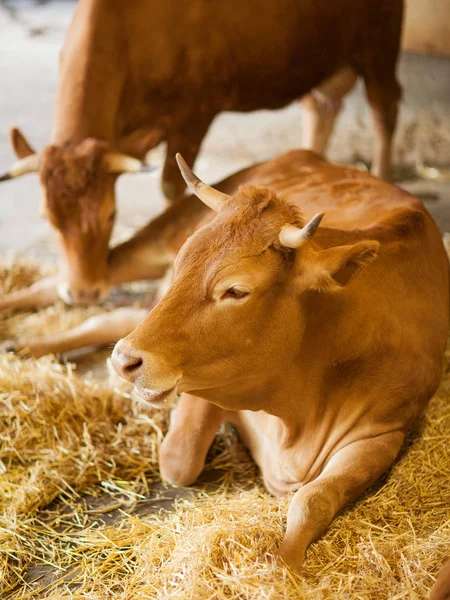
[0,307,148,358]
[0,277,58,311]
[159,393,228,486]
[364,79,401,181]
[162,115,213,201]
[300,67,358,156]
[361,3,403,180]
[276,430,404,572]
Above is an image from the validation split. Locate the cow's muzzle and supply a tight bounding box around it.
[111,338,180,406]
[57,281,110,306]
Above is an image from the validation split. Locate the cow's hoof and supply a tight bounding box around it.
[0,340,18,354]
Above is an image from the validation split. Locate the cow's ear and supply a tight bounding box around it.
[10,128,36,158]
[300,240,380,292]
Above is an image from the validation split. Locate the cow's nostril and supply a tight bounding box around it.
[125,358,143,373]
[111,342,145,383]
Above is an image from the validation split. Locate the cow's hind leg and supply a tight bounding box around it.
[159,393,228,486]
[361,3,402,180]
[364,77,401,181]
[276,430,404,573]
[1,307,148,358]
[301,67,358,156]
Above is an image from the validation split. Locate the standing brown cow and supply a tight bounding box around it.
[0,0,403,308]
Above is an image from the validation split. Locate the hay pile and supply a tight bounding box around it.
[0,257,103,343]
[1,259,449,599]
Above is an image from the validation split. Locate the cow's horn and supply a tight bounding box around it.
[279,213,325,248]
[0,154,40,182]
[176,153,230,212]
[102,152,155,174]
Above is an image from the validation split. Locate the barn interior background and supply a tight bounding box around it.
[0,1,450,598]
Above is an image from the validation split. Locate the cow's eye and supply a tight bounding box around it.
[221,287,249,301]
[108,210,117,223]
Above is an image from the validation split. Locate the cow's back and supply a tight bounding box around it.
[121,0,401,109]
[56,0,403,139]
[227,150,417,229]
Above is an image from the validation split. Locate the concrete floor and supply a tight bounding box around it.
[1,0,450,260]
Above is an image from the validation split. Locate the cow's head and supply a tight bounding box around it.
[0,128,153,305]
[112,154,379,409]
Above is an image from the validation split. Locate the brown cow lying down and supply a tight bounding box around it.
[109,151,449,572]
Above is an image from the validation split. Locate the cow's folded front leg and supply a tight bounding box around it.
[2,307,148,358]
[276,430,405,573]
[0,276,58,311]
[159,394,227,486]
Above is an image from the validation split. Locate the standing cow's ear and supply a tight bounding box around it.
[10,128,36,159]
[299,240,380,292]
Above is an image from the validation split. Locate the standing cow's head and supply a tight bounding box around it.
[0,128,153,305]
[111,154,379,409]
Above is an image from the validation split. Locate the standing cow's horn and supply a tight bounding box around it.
[176,153,230,212]
[279,213,325,248]
[0,154,40,182]
[102,152,155,174]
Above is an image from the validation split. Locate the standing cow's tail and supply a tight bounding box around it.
[430,558,450,600]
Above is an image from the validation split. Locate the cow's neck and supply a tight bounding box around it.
[199,291,372,436]
[52,12,126,145]
[52,70,123,145]
[201,342,371,492]
[194,352,323,426]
